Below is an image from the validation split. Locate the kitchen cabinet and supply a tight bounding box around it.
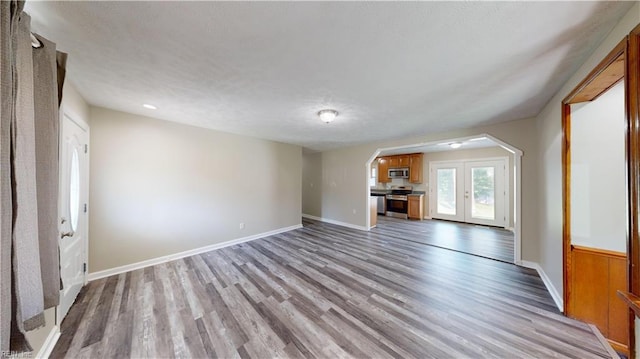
[377,157,390,183]
[370,196,378,228]
[377,153,423,183]
[409,153,423,183]
[408,195,424,220]
[399,155,410,167]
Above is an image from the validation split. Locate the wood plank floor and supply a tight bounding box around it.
[50,218,615,359]
[374,215,514,263]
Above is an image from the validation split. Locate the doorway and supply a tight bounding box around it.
[430,158,507,228]
[562,39,629,355]
[367,134,522,263]
[57,111,89,323]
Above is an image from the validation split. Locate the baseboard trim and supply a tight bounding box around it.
[423,216,432,220]
[88,224,302,281]
[302,214,368,231]
[519,260,563,312]
[35,325,60,359]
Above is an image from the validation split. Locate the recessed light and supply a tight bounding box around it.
[318,109,338,124]
[143,104,157,110]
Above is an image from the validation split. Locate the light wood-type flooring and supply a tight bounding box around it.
[51,218,616,359]
[373,215,514,262]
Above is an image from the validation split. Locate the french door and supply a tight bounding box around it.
[430,159,507,227]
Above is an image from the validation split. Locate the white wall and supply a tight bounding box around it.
[570,81,626,253]
[302,117,539,261]
[26,80,91,356]
[89,107,302,272]
[536,2,639,302]
[302,151,322,216]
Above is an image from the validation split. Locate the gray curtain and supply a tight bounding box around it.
[0,0,17,355]
[1,2,64,355]
[33,33,61,311]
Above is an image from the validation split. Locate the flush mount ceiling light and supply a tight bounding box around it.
[143,103,157,110]
[318,109,338,124]
[449,142,462,149]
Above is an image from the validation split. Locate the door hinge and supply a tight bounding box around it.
[84,144,88,153]
[83,263,87,273]
[84,203,87,213]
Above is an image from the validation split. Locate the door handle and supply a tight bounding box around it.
[61,231,74,239]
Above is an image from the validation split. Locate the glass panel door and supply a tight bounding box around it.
[464,160,505,227]
[430,162,464,222]
[430,159,507,227]
[470,166,495,220]
[437,168,457,215]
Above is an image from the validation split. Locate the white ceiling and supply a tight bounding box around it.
[25,1,634,151]
[379,137,499,157]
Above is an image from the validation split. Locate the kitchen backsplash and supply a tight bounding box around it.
[371,178,428,191]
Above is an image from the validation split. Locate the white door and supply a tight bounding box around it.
[58,112,89,323]
[431,162,465,222]
[430,158,507,227]
[464,160,506,227]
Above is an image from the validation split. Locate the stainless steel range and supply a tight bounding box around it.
[386,185,413,219]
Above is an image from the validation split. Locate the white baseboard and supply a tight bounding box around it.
[35,325,60,359]
[88,224,302,281]
[302,214,368,231]
[423,216,432,220]
[519,260,563,311]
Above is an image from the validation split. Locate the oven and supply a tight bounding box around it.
[386,195,408,219]
[385,185,413,219]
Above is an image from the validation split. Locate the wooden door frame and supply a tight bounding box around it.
[562,34,634,355]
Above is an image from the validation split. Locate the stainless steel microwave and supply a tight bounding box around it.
[388,168,409,179]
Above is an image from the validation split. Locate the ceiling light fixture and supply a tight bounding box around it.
[318,109,338,124]
[143,104,157,110]
[449,142,462,149]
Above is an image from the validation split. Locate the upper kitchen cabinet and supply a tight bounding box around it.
[388,156,399,168]
[409,153,423,183]
[399,155,410,167]
[377,157,390,183]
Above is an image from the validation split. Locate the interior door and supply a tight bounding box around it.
[464,160,506,227]
[431,159,506,227]
[58,112,89,323]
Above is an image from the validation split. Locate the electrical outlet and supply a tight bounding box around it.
[239,223,245,229]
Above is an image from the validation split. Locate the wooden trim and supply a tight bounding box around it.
[629,24,640,300]
[562,102,571,314]
[563,35,636,354]
[563,39,627,104]
[571,245,627,259]
[609,339,630,358]
[627,23,640,359]
[619,291,640,319]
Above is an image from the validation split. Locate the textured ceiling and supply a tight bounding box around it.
[380,137,499,156]
[25,1,634,151]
